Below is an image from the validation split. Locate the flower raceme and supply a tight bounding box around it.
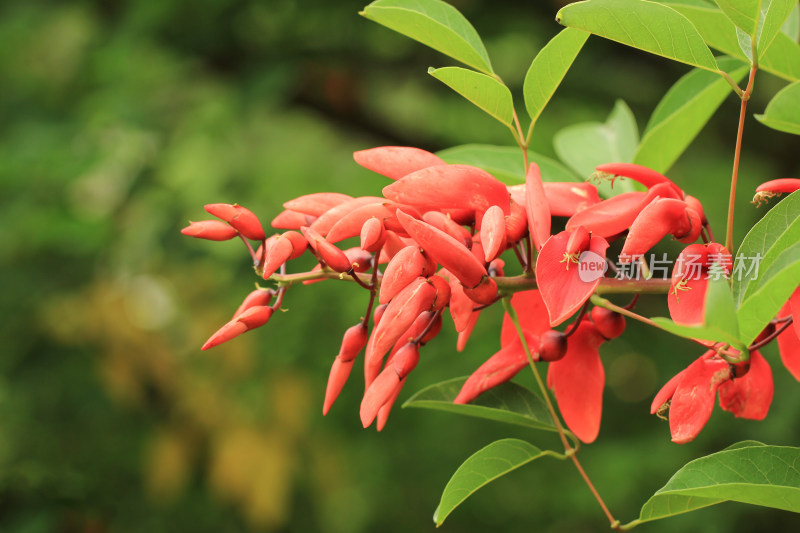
[182,147,794,442]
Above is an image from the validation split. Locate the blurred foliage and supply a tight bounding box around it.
[1,0,799,532]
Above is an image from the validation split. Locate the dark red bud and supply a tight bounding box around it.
[538,330,567,362]
[590,307,626,340]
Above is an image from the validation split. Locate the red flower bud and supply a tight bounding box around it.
[538,330,567,362]
[542,182,601,217]
[462,276,497,306]
[326,203,394,243]
[323,323,369,415]
[309,196,384,236]
[379,246,426,304]
[353,146,445,181]
[360,217,386,252]
[456,310,481,352]
[271,209,315,230]
[504,198,529,243]
[301,226,353,273]
[421,211,472,248]
[283,192,353,217]
[181,220,239,241]
[204,203,266,241]
[525,163,551,251]
[428,274,451,312]
[233,289,274,319]
[201,306,273,350]
[595,162,682,195]
[590,307,626,340]
[361,343,420,427]
[480,205,507,262]
[620,198,698,259]
[565,192,646,239]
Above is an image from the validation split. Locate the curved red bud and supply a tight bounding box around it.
[536,230,609,326]
[684,194,708,225]
[668,354,731,444]
[360,217,386,252]
[342,247,374,273]
[504,199,528,243]
[181,220,239,241]
[376,378,405,431]
[488,258,504,277]
[204,203,266,241]
[547,321,606,443]
[283,192,353,217]
[202,306,273,350]
[300,226,353,273]
[620,198,694,259]
[463,276,497,305]
[542,182,601,217]
[752,178,800,206]
[262,235,294,279]
[353,146,445,180]
[454,333,536,404]
[538,330,567,362]
[595,163,682,195]
[718,350,772,420]
[397,210,487,289]
[310,196,385,236]
[373,303,388,328]
[361,343,420,428]
[525,163,551,251]
[565,192,646,239]
[480,205,507,262]
[322,324,369,415]
[233,289,274,319]
[456,310,481,352]
[677,207,702,243]
[447,276,475,333]
[421,211,472,248]
[500,290,551,347]
[428,274,451,312]
[379,246,426,304]
[271,209,314,230]
[327,203,394,243]
[379,230,415,262]
[383,164,510,214]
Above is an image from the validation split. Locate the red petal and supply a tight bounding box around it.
[500,290,550,348]
[667,276,708,326]
[668,355,730,444]
[542,182,601,217]
[778,299,800,380]
[379,246,426,304]
[283,192,353,217]
[790,287,800,338]
[650,367,688,415]
[547,321,605,443]
[454,335,532,404]
[353,146,445,180]
[536,231,609,326]
[525,163,551,251]
[565,192,646,239]
[480,205,507,262]
[718,351,773,420]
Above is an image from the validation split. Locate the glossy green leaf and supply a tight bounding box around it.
[758,0,798,58]
[402,377,556,431]
[734,189,800,305]
[523,27,589,126]
[737,240,800,344]
[437,144,580,184]
[554,100,639,196]
[434,439,555,526]
[666,2,800,80]
[632,444,800,525]
[755,80,800,134]
[428,67,513,126]
[713,0,760,34]
[556,0,719,71]
[652,318,745,349]
[361,0,493,74]
[634,57,748,173]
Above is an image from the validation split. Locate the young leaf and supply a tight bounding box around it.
[666,1,800,81]
[633,444,800,524]
[734,189,800,305]
[783,2,800,41]
[712,0,760,35]
[360,0,493,74]
[554,100,639,196]
[737,240,800,345]
[556,0,719,72]
[437,144,581,184]
[428,67,513,126]
[634,57,749,173]
[755,80,800,134]
[434,439,555,526]
[523,27,589,127]
[403,377,556,431]
[758,0,798,59]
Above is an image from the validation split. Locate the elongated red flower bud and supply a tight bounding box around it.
[620,198,696,260]
[310,196,384,236]
[271,209,315,230]
[396,210,487,289]
[361,343,420,427]
[262,235,294,279]
[565,192,645,239]
[594,163,682,195]
[525,163,551,251]
[480,205,506,262]
[541,182,601,217]
[360,217,386,252]
[233,289,274,319]
[181,220,239,241]
[338,323,370,363]
[421,211,472,248]
[373,303,388,327]
[388,311,435,358]
[447,275,475,333]
[383,164,510,214]
[364,278,436,387]
[282,231,308,260]
[504,199,528,243]
[342,247,373,272]
[202,306,273,350]
[322,324,369,415]
[353,146,445,180]
[327,203,394,243]
[283,192,353,217]
[301,226,353,273]
[462,276,497,305]
[380,246,426,304]
[376,378,405,431]
[752,178,800,206]
[204,203,266,241]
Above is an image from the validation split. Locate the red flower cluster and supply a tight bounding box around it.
[183,146,798,443]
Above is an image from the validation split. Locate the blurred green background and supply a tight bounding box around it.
[2,0,800,532]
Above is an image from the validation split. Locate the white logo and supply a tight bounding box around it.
[578,251,608,282]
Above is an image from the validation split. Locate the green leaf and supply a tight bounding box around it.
[755,80,800,134]
[737,240,800,344]
[652,317,746,349]
[434,439,554,526]
[634,444,800,524]
[361,0,493,74]
[734,189,800,305]
[723,440,766,450]
[556,0,719,71]
[666,2,800,81]
[554,100,639,196]
[402,377,556,431]
[523,28,589,126]
[782,2,800,41]
[436,144,580,184]
[713,0,760,35]
[428,67,513,126]
[758,0,798,59]
[634,57,748,173]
